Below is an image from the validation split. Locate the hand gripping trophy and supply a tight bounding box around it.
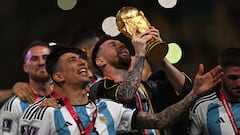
[116,6,168,64]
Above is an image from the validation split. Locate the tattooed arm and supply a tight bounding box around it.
[117,55,145,103]
[133,64,223,129]
[116,28,154,103]
[134,91,197,129]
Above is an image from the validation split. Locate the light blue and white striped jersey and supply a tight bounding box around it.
[0,95,42,135]
[189,92,240,135]
[18,98,136,135]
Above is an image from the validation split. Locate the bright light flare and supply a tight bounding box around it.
[158,0,177,8]
[102,16,120,37]
[57,0,77,10]
[166,43,182,64]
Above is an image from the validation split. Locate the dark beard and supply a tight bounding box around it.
[222,81,238,99]
[115,57,131,70]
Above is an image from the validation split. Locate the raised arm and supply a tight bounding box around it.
[155,58,191,94]
[134,64,223,129]
[117,28,154,103]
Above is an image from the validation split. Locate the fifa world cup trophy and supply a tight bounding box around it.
[116,6,168,64]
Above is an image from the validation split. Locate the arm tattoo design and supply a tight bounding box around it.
[117,56,145,103]
[135,92,198,129]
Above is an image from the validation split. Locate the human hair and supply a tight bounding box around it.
[22,40,49,61]
[217,47,240,70]
[91,35,113,74]
[46,47,87,79]
[70,27,104,48]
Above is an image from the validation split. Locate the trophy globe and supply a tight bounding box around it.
[116,6,168,64]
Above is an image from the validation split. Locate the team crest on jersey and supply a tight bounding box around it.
[2,119,12,132]
[20,125,39,135]
[99,115,108,124]
[20,125,30,135]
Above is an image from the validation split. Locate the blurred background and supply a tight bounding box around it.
[0,0,240,89]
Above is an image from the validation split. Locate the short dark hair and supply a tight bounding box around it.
[46,47,87,77]
[22,40,49,60]
[218,47,240,70]
[91,35,113,73]
[70,27,104,48]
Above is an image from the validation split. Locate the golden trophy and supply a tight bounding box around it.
[116,6,168,64]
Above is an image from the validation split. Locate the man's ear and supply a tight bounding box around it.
[52,72,64,83]
[23,64,28,73]
[95,57,106,68]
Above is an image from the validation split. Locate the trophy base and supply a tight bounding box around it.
[146,39,168,64]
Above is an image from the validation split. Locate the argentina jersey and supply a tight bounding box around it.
[189,92,240,135]
[0,95,31,135]
[18,99,135,135]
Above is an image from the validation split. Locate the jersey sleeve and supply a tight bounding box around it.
[189,107,203,135]
[19,105,56,135]
[0,96,24,135]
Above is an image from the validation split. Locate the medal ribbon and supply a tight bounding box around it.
[220,89,239,135]
[50,93,97,135]
[62,97,97,135]
[135,92,149,135]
